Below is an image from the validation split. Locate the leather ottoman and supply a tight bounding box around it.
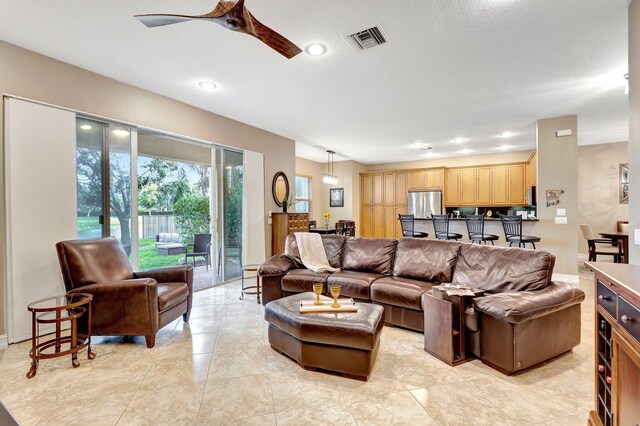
[264,292,384,381]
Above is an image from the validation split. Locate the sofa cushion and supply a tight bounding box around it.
[284,234,345,269]
[393,239,461,283]
[282,269,331,293]
[327,271,383,300]
[371,276,435,310]
[452,244,555,293]
[157,282,189,311]
[342,238,398,275]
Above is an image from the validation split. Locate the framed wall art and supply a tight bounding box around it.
[620,163,629,204]
[329,188,344,207]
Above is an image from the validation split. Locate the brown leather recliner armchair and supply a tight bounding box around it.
[56,237,193,348]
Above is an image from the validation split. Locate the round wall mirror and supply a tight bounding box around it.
[272,171,289,207]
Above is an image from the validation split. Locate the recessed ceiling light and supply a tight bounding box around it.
[305,43,327,56]
[451,137,467,144]
[497,145,512,151]
[112,129,130,137]
[458,149,473,155]
[197,80,218,91]
[498,132,516,138]
[79,124,92,130]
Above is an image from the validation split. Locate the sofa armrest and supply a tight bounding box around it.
[258,254,298,277]
[135,266,193,316]
[135,265,193,285]
[68,278,159,335]
[473,282,585,324]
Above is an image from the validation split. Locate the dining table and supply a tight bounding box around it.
[309,227,337,235]
[599,231,630,264]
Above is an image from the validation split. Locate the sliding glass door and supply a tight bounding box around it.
[217,148,244,281]
[76,118,132,253]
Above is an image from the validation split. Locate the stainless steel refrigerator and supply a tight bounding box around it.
[408,191,443,219]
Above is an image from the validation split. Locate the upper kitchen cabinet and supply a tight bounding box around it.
[444,168,461,206]
[460,167,477,206]
[492,165,510,205]
[476,167,492,206]
[395,172,408,205]
[425,168,444,189]
[361,174,373,206]
[509,164,526,205]
[407,170,425,191]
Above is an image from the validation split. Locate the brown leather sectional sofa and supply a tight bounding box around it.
[259,234,585,374]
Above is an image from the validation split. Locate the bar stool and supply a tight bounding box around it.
[432,214,463,241]
[398,214,428,238]
[465,214,499,245]
[500,215,541,249]
[240,264,261,304]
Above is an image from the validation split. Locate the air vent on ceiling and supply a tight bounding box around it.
[347,25,387,51]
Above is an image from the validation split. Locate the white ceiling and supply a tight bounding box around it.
[0,0,629,164]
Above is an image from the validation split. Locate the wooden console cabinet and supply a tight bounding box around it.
[271,212,308,256]
[586,262,640,426]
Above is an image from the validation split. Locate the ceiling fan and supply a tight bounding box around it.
[134,0,302,59]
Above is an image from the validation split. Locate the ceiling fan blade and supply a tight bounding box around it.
[244,10,302,59]
[203,0,241,19]
[135,14,197,28]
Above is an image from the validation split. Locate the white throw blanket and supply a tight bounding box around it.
[294,232,340,273]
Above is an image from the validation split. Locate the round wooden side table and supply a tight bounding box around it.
[240,264,261,304]
[26,293,96,378]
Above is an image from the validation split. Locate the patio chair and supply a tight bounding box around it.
[185,234,212,270]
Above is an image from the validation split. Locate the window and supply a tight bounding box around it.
[295,175,312,215]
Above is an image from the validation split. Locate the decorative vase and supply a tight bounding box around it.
[324,219,329,229]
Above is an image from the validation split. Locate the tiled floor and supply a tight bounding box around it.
[0,270,596,425]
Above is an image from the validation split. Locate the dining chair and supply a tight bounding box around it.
[500,215,541,249]
[619,223,629,233]
[465,214,499,245]
[432,214,463,241]
[398,214,428,238]
[335,221,346,235]
[580,224,622,262]
[340,220,356,237]
[308,220,317,230]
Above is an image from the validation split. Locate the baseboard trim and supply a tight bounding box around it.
[0,335,7,350]
[552,274,580,285]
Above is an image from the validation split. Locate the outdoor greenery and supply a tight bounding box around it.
[138,239,183,269]
[225,165,243,248]
[173,195,210,244]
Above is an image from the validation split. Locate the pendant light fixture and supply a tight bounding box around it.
[323,150,338,185]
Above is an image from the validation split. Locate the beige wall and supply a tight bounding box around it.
[577,142,629,254]
[0,41,296,336]
[536,116,578,276]
[367,150,532,171]
[629,0,640,264]
[295,158,366,235]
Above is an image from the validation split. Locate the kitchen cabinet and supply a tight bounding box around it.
[460,168,477,206]
[362,175,373,206]
[361,207,373,237]
[444,169,461,206]
[373,174,383,205]
[395,172,408,205]
[383,173,395,205]
[383,206,396,238]
[526,150,538,189]
[408,170,425,191]
[425,168,444,189]
[586,263,640,426]
[476,167,492,206]
[373,206,384,237]
[509,164,526,205]
[492,166,509,205]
